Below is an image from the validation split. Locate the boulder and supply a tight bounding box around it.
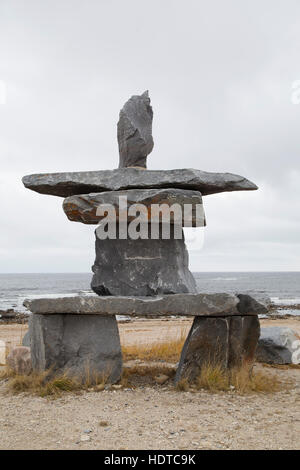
[0,309,17,319]
[22,167,258,198]
[91,225,197,296]
[175,315,260,383]
[118,91,154,168]
[63,188,205,226]
[6,346,32,375]
[29,314,122,383]
[256,327,300,364]
[23,293,266,317]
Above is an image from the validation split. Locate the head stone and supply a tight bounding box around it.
[117,90,154,169]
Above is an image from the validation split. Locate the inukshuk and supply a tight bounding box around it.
[22,91,265,384]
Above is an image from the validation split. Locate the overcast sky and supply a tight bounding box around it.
[0,0,299,273]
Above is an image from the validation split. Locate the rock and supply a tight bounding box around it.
[154,374,169,385]
[63,188,205,226]
[22,315,32,347]
[91,225,197,296]
[118,91,154,169]
[22,331,30,347]
[29,314,122,383]
[22,167,258,198]
[0,309,16,319]
[236,294,268,315]
[80,435,91,442]
[256,327,300,364]
[6,346,32,375]
[235,292,272,310]
[23,293,265,317]
[175,315,260,383]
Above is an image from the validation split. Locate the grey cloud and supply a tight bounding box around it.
[0,0,299,271]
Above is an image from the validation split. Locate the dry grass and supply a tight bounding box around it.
[121,328,187,363]
[0,366,110,397]
[0,325,292,396]
[175,362,285,395]
[121,364,175,388]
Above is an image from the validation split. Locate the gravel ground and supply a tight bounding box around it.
[0,318,299,450]
[0,364,299,450]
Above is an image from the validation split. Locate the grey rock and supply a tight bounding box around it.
[237,292,272,309]
[236,294,268,315]
[7,346,32,375]
[118,91,154,169]
[0,308,16,319]
[22,331,30,347]
[63,188,205,226]
[29,314,122,383]
[22,314,32,347]
[256,327,300,364]
[23,293,265,317]
[91,226,197,296]
[22,167,258,198]
[175,315,260,383]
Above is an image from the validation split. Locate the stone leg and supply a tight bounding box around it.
[91,225,197,296]
[175,315,260,383]
[29,314,122,384]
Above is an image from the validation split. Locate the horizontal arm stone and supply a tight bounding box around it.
[23,293,267,317]
[22,168,258,198]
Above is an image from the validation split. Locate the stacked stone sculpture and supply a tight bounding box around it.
[22,91,263,384]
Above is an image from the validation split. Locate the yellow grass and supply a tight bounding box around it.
[0,324,290,396]
[0,366,110,397]
[180,362,285,394]
[121,327,187,362]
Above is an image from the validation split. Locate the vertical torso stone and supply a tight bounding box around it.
[91,225,197,296]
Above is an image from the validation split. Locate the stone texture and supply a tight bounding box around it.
[22,167,258,198]
[237,292,272,309]
[22,331,30,347]
[256,327,300,364]
[63,188,205,226]
[29,314,122,383]
[175,315,260,383]
[91,226,197,296]
[118,91,154,169]
[22,315,32,347]
[6,346,32,375]
[23,293,266,317]
[236,294,269,315]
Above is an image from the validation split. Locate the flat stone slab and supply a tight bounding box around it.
[175,315,260,383]
[29,313,122,383]
[23,293,267,317]
[63,188,205,226]
[22,168,258,198]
